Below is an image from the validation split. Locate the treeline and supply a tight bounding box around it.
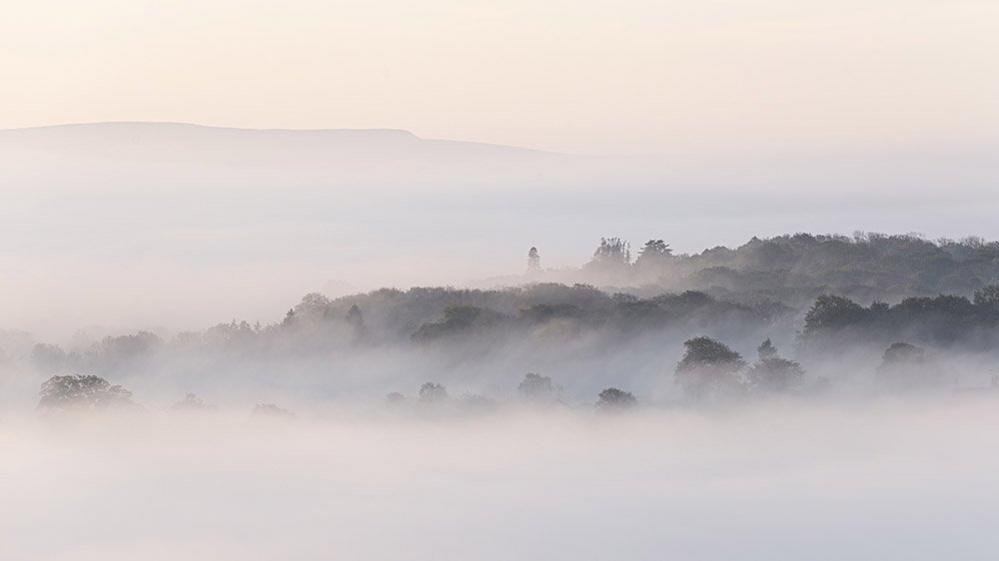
[35,331,961,417]
[802,286,999,350]
[29,284,786,374]
[550,233,999,309]
[27,282,999,381]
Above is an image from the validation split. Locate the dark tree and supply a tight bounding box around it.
[346,304,368,339]
[747,340,804,393]
[38,374,135,410]
[974,285,999,310]
[636,239,672,269]
[411,306,507,341]
[587,237,631,270]
[877,342,940,388]
[419,382,449,403]
[675,337,746,399]
[517,372,555,401]
[757,338,778,360]
[803,295,869,335]
[346,304,365,328]
[596,387,637,411]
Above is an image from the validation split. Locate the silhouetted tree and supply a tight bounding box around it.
[877,342,941,388]
[419,382,449,403]
[587,237,631,271]
[38,374,135,410]
[517,372,556,401]
[757,338,778,360]
[636,239,672,269]
[346,304,364,327]
[803,295,869,336]
[346,304,368,339]
[675,337,746,399]
[596,387,637,411]
[747,340,804,393]
[412,306,507,341]
[975,285,999,311]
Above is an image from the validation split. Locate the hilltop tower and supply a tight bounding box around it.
[527,246,541,275]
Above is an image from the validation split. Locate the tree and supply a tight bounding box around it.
[419,382,449,403]
[675,337,746,399]
[747,340,804,393]
[877,342,940,388]
[596,388,637,411]
[803,295,869,335]
[38,374,135,410]
[346,304,368,339]
[588,237,631,270]
[974,285,999,310]
[412,306,507,341]
[757,338,778,360]
[517,373,556,401]
[636,239,672,269]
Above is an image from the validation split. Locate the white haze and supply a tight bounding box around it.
[3,398,999,561]
[2,122,999,340]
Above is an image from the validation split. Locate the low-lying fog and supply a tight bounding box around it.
[5,123,999,560]
[4,397,999,561]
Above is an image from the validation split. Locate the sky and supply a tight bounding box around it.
[3,0,998,155]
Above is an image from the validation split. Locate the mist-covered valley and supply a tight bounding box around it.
[5,230,999,412]
[7,0,999,555]
[4,126,999,561]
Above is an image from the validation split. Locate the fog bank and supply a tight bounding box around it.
[3,399,999,561]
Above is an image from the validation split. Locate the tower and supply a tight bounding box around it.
[527,246,541,275]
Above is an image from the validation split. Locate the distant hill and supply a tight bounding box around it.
[0,122,558,175]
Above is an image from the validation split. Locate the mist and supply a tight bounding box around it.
[3,123,999,340]
[6,0,999,555]
[4,396,999,561]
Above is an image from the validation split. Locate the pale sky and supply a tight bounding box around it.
[3,0,998,154]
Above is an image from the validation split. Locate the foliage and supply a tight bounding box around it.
[747,340,804,393]
[518,373,556,401]
[675,337,747,399]
[801,292,999,349]
[38,374,135,410]
[757,338,778,360]
[596,387,637,411]
[876,342,940,388]
[418,382,449,403]
[586,237,631,272]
